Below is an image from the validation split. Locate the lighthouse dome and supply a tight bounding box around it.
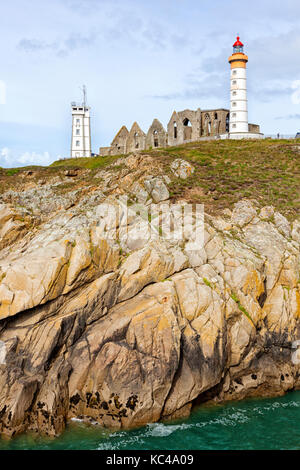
[233,36,243,47]
[233,36,244,53]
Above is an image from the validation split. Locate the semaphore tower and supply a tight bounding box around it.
[71,85,92,158]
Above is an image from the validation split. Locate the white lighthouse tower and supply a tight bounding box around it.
[71,85,92,158]
[229,36,249,136]
[228,36,263,139]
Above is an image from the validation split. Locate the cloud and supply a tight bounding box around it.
[17,33,96,57]
[249,82,294,102]
[189,28,300,105]
[291,80,300,104]
[150,64,296,107]
[61,0,110,14]
[17,3,191,59]
[150,71,228,103]
[0,147,11,165]
[275,114,300,120]
[18,38,58,52]
[0,148,58,168]
[64,32,97,51]
[249,30,300,81]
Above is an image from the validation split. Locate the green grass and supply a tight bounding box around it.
[5,168,22,176]
[50,153,125,170]
[203,277,213,288]
[2,139,300,220]
[231,292,255,325]
[146,139,300,220]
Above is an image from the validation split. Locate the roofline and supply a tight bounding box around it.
[201,108,230,112]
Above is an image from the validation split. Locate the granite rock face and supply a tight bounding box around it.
[0,154,299,438]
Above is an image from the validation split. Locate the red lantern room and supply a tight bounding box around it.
[233,36,244,54]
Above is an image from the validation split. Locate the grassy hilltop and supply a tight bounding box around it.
[1,139,300,220]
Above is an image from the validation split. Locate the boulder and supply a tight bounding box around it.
[171,159,195,179]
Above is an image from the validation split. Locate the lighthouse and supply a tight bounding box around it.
[229,36,249,135]
[71,85,92,158]
[227,36,263,139]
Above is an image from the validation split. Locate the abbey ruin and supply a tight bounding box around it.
[99,108,261,156]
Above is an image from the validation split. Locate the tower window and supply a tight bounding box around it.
[153,130,159,147]
[232,113,237,118]
[232,124,237,128]
[232,102,237,107]
[76,119,80,125]
[232,80,237,85]
[233,45,244,53]
[232,70,237,75]
[183,118,192,140]
[232,91,237,96]
[226,113,230,132]
[76,140,80,146]
[76,129,80,135]
[174,122,177,139]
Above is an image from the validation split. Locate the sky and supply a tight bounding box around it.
[1,0,300,168]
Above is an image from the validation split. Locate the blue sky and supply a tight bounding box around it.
[1,0,300,167]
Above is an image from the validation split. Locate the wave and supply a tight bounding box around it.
[146,423,190,437]
[93,394,300,450]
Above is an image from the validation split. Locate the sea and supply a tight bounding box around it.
[0,391,299,450]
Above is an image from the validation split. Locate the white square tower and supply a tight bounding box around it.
[71,86,91,158]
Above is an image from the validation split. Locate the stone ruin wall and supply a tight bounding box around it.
[99,108,260,156]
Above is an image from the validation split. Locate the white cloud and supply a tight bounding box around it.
[292,80,300,105]
[18,32,97,58]
[2,0,300,142]
[0,148,57,168]
[1,147,11,165]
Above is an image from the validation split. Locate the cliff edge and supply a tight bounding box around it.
[0,145,300,438]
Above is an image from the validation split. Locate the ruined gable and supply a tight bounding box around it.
[167,111,183,147]
[167,109,202,146]
[126,122,146,153]
[111,126,129,154]
[146,119,167,149]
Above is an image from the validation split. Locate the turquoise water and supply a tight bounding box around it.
[1,392,300,450]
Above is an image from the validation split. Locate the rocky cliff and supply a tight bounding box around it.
[0,152,300,438]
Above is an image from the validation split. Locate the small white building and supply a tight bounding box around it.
[71,86,92,158]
